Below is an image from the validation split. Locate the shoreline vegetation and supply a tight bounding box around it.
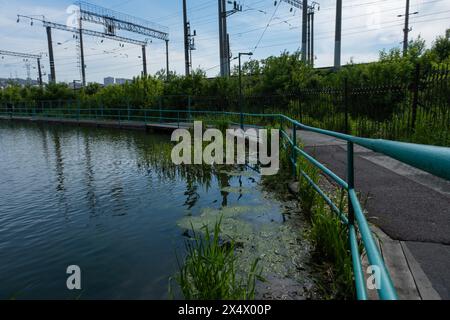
[263,144,356,299]
[1,31,449,147]
[171,122,356,300]
[173,219,263,300]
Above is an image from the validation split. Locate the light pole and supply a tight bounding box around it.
[238,52,253,129]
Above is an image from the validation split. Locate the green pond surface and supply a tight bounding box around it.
[0,121,316,299]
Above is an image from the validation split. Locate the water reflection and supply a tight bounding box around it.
[0,121,266,299]
[184,176,200,210]
[37,125,50,166]
[51,131,65,193]
[50,130,70,218]
[83,133,97,217]
[36,123,251,215]
[218,173,230,207]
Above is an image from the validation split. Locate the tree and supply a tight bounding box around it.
[430,29,450,63]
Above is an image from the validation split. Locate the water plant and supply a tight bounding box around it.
[174,218,262,300]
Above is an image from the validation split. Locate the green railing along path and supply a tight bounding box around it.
[2,105,450,300]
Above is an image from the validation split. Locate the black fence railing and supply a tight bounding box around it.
[1,66,449,146]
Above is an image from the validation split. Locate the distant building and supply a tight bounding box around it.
[115,78,132,85]
[71,81,83,90]
[104,77,115,86]
[0,78,39,88]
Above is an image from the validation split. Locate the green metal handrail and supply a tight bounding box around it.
[3,105,450,300]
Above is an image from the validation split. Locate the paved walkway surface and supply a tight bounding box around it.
[299,131,450,299]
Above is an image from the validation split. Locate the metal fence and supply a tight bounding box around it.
[2,65,447,145]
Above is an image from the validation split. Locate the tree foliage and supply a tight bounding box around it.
[1,30,449,109]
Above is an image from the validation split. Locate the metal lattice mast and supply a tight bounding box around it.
[18,14,151,83]
[218,1,243,77]
[0,50,43,85]
[76,1,168,41]
[76,2,169,79]
[18,2,169,85]
[279,0,319,64]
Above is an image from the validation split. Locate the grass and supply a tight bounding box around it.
[296,154,355,299]
[308,193,355,299]
[262,137,356,299]
[296,150,320,219]
[174,218,262,300]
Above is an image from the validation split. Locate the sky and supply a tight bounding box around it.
[0,0,449,84]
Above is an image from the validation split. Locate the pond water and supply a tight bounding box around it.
[0,121,315,300]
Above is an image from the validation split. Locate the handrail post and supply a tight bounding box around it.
[347,140,369,300]
[347,141,355,224]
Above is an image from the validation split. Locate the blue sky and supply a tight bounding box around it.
[0,0,449,83]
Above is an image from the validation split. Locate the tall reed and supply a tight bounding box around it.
[175,218,262,300]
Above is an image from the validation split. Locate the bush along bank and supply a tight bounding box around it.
[263,142,357,299]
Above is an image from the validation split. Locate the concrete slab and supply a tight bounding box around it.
[404,242,450,299]
[400,242,441,300]
[371,226,421,300]
[360,226,441,300]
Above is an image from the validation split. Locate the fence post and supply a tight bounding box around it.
[159,96,162,123]
[9,99,13,119]
[77,99,80,121]
[298,95,303,123]
[344,78,349,134]
[188,95,192,121]
[411,63,420,132]
[127,99,131,122]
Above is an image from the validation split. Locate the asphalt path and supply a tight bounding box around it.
[299,131,450,299]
